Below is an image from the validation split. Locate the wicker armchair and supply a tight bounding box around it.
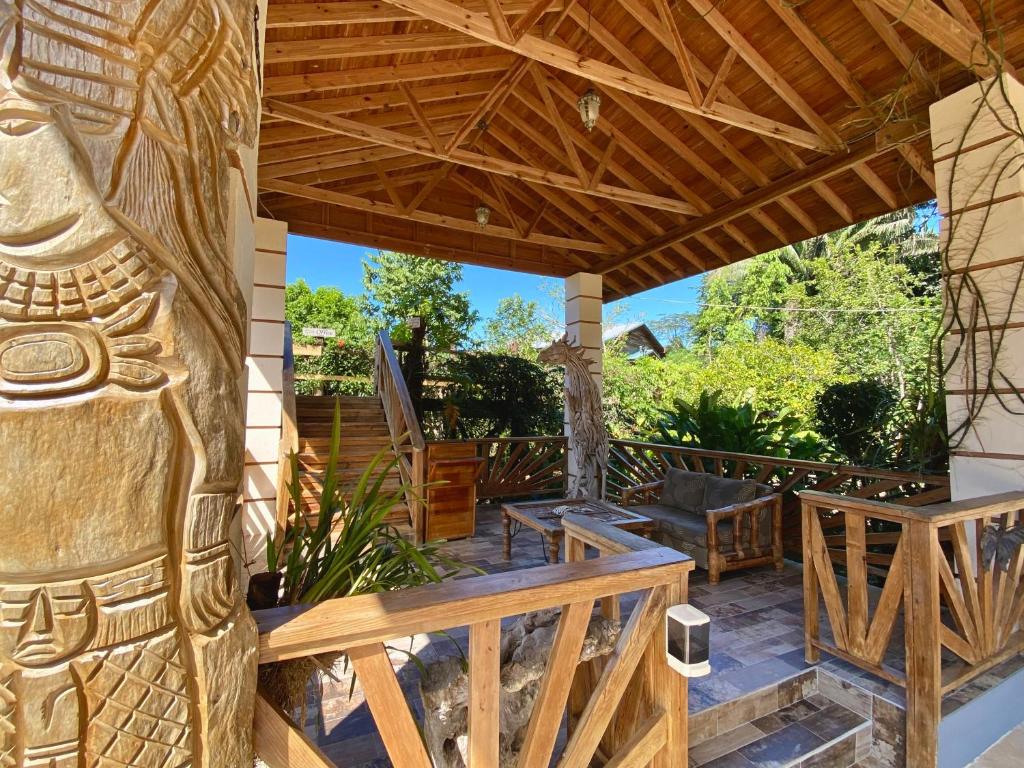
[620,470,783,584]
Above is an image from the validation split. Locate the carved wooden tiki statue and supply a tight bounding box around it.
[0,1,260,765]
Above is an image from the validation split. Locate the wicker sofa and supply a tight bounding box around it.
[620,468,783,584]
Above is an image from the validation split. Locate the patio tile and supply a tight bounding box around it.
[798,703,867,742]
[800,734,857,768]
[738,723,826,768]
[690,723,766,766]
[751,697,821,734]
[701,752,758,768]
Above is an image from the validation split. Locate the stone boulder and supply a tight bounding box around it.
[419,608,620,767]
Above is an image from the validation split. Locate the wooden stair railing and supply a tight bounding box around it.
[373,331,427,540]
[801,489,1024,768]
[252,515,694,768]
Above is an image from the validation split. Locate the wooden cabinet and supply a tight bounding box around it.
[425,443,483,541]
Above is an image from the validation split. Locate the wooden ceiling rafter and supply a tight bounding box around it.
[258,0,1019,298]
[491,93,709,276]
[613,0,856,227]
[498,87,708,271]
[599,127,929,273]
[572,4,816,242]
[550,14,790,261]
[265,1,570,28]
[263,99,700,215]
[868,0,1004,78]
[373,0,838,151]
[263,54,515,98]
[259,177,615,254]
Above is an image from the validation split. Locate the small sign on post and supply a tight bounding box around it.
[302,327,337,339]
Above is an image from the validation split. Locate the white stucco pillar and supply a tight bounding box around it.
[240,217,289,584]
[564,272,603,492]
[931,74,1024,500]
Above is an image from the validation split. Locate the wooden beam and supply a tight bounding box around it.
[264,54,514,98]
[375,0,836,151]
[260,177,617,253]
[851,0,937,95]
[652,0,703,104]
[262,99,700,214]
[530,63,590,185]
[446,58,531,152]
[701,48,737,109]
[600,129,927,270]
[264,31,487,64]
[399,81,444,154]
[869,0,999,76]
[282,216,574,278]
[265,0,567,27]
[682,0,843,147]
[512,0,561,42]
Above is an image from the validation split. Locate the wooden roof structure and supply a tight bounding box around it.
[258,0,1024,300]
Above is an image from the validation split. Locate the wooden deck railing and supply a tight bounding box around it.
[373,331,427,540]
[608,439,950,547]
[801,489,1024,768]
[252,515,694,768]
[429,435,568,501]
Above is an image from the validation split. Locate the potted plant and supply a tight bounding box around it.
[248,400,474,717]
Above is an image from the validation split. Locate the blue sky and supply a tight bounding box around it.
[284,234,705,330]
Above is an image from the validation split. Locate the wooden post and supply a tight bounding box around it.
[801,500,821,663]
[903,519,942,768]
[648,581,687,768]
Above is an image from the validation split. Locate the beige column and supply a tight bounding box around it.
[931,74,1024,500]
[241,219,289,584]
[564,272,603,493]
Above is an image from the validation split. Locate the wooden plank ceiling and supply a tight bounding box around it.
[258,0,1024,299]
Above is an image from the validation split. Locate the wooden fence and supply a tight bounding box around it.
[428,435,568,501]
[253,515,694,768]
[801,490,1024,768]
[607,439,950,547]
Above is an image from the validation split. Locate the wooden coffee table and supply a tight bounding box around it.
[501,498,653,563]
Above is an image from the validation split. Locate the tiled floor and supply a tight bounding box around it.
[289,504,1023,767]
[689,693,869,768]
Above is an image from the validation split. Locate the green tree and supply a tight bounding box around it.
[481,294,552,355]
[362,251,477,350]
[284,279,368,347]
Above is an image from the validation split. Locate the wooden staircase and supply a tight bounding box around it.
[294,395,409,524]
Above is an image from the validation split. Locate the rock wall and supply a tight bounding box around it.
[420,609,620,767]
[0,1,261,765]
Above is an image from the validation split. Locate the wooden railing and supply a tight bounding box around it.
[275,322,299,532]
[429,435,568,501]
[373,331,427,540]
[253,515,694,768]
[801,489,1024,768]
[608,439,950,547]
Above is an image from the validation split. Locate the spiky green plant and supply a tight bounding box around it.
[266,400,471,605]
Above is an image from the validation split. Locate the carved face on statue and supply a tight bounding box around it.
[0,0,261,764]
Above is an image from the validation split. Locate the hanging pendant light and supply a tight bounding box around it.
[475,204,490,229]
[577,87,601,132]
[577,0,600,133]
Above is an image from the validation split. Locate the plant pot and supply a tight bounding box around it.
[247,571,282,611]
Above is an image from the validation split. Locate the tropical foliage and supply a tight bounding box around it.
[654,390,828,460]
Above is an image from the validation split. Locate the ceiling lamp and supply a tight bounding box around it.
[475,204,490,229]
[578,87,601,132]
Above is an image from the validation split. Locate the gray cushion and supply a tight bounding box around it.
[628,504,734,547]
[659,469,706,513]
[703,475,756,511]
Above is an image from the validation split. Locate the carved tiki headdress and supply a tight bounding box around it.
[0,0,259,366]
